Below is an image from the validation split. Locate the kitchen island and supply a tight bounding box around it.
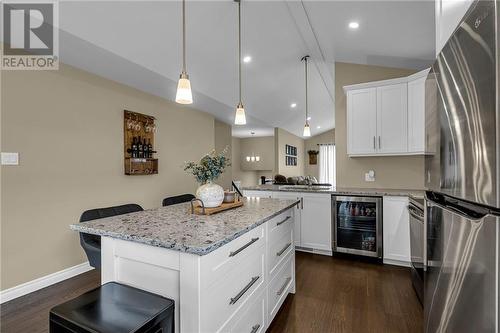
[70,197,299,333]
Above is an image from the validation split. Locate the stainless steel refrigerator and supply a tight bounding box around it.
[424,1,500,332]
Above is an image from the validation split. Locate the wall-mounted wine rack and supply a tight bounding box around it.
[124,110,158,175]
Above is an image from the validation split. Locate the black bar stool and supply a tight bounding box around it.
[50,282,174,333]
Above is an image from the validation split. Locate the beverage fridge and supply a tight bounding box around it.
[424,1,500,332]
[332,195,382,258]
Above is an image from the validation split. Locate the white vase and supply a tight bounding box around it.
[196,181,224,208]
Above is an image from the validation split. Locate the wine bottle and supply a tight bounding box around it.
[131,137,138,158]
[143,138,148,158]
[138,136,143,158]
[148,139,153,158]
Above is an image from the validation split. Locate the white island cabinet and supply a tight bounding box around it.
[71,198,297,333]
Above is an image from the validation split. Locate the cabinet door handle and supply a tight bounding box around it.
[276,216,291,226]
[276,243,292,257]
[378,136,381,149]
[229,237,259,257]
[229,276,260,305]
[373,136,376,149]
[276,277,292,296]
[250,324,261,333]
[300,197,304,209]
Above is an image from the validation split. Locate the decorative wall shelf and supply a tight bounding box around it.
[124,110,158,175]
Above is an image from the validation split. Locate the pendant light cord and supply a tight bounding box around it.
[302,55,309,124]
[238,0,242,103]
[182,0,187,73]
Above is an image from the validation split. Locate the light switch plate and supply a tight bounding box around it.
[365,170,375,182]
[1,152,19,165]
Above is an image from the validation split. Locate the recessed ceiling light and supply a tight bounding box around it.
[243,56,252,63]
[317,126,321,129]
[307,116,312,121]
[348,21,359,29]
[291,103,297,108]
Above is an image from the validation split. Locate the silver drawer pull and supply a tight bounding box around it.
[250,324,261,333]
[229,237,259,257]
[230,276,260,305]
[276,216,291,226]
[276,243,292,257]
[276,277,292,296]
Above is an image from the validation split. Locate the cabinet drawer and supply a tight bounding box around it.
[267,228,293,278]
[201,225,265,289]
[230,289,266,333]
[268,252,294,322]
[267,211,293,245]
[201,245,265,332]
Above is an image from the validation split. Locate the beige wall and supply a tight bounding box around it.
[231,137,258,187]
[240,136,274,172]
[274,128,305,178]
[214,120,232,190]
[304,129,335,179]
[1,64,218,290]
[335,62,425,189]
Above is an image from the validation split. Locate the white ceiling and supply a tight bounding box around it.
[53,0,434,138]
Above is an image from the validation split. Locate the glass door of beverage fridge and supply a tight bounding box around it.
[333,196,382,258]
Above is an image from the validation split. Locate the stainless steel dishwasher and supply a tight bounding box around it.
[408,196,424,304]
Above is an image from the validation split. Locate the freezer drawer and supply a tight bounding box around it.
[425,193,498,332]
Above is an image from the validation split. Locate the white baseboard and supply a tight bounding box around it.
[296,247,333,256]
[383,258,411,267]
[0,262,94,304]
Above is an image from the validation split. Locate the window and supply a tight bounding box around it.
[319,144,335,186]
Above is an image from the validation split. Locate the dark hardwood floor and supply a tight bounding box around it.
[0,252,422,333]
[0,269,101,333]
[268,252,423,333]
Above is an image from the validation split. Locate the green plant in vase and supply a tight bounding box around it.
[184,147,231,207]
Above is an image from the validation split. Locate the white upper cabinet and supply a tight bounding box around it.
[347,88,377,155]
[344,69,430,157]
[376,83,408,154]
[407,77,426,153]
[435,0,474,55]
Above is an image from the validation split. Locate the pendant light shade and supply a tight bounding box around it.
[235,102,246,125]
[234,0,246,125]
[302,55,311,137]
[176,72,193,104]
[176,0,193,104]
[303,123,311,137]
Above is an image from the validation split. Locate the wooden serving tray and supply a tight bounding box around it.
[191,199,243,215]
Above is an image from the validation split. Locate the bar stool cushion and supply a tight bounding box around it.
[50,282,174,333]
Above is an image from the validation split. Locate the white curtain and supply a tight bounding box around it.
[319,144,335,186]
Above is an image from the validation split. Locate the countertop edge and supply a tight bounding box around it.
[242,186,425,198]
[70,200,300,256]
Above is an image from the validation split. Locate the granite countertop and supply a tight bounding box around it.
[70,197,299,256]
[242,184,425,199]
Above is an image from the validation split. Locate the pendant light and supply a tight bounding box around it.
[175,0,193,104]
[302,55,311,137]
[234,0,246,125]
